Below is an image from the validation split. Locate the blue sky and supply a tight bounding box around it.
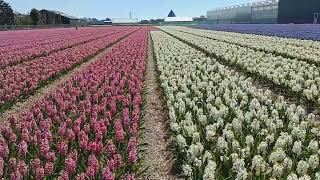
[6,0,259,20]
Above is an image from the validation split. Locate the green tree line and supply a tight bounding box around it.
[0,0,41,25]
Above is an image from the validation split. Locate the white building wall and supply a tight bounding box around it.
[164,17,193,22]
[111,18,139,24]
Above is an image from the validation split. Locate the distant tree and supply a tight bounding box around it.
[149,19,164,24]
[91,18,99,23]
[14,12,32,25]
[140,20,149,24]
[0,0,14,25]
[30,8,40,25]
[79,17,89,25]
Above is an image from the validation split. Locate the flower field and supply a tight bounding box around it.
[0,27,138,112]
[151,29,320,179]
[171,26,320,65]
[192,24,320,41]
[0,27,150,179]
[1,24,320,179]
[160,27,320,106]
[0,27,133,69]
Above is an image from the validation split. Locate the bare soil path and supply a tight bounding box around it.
[0,29,138,123]
[138,33,175,180]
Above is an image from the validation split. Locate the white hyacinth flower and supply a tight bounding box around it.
[311,127,320,137]
[315,172,320,180]
[203,160,216,180]
[292,141,302,156]
[170,122,180,133]
[250,119,260,132]
[251,155,267,175]
[217,137,228,154]
[257,141,268,156]
[203,151,212,163]
[232,158,246,173]
[308,154,319,170]
[230,153,239,163]
[182,164,193,177]
[308,140,319,154]
[176,134,187,149]
[298,175,311,180]
[236,170,248,180]
[232,118,242,134]
[291,126,306,142]
[283,157,293,171]
[272,163,284,177]
[266,134,275,145]
[245,135,254,147]
[296,160,309,176]
[194,158,202,167]
[287,173,298,180]
[206,124,217,142]
[192,132,201,143]
[269,148,286,164]
[232,140,241,152]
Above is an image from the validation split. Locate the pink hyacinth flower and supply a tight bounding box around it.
[17,160,28,176]
[35,167,45,180]
[76,173,86,180]
[114,120,125,143]
[65,157,76,174]
[58,141,68,156]
[102,167,115,180]
[45,162,54,176]
[18,140,28,157]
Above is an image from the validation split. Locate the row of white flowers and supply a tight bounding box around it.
[151,30,320,179]
[159,27,320,105]
[169,26,320,64]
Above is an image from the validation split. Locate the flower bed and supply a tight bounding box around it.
[191,24,320,41]
[160,27,320,106]
[0,27,150,179]
[0,27,133,69]
[0,28,139,111]
[171,26,320,65]
[152,30,319,179]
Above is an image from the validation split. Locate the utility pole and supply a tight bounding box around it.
[129,10,136,19]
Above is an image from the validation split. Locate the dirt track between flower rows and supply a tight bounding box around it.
[0,29,139,123]
[138,33,176,180]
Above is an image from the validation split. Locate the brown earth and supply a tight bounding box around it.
[138,33,176,180]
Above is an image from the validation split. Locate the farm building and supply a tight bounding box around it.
[207,0,278,24]
[164,10,193,24]
[168,10,176,17]
[103,18,112,25]
[207,0,320,24]
[40,9,80,25]
[111,18,139,24]
[278,0,320,24]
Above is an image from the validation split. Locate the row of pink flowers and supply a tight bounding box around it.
[0,27,133,69]
[0,27,121,50]
[0,28,77,48]
[0,27,139,109]
[0,27,152,179]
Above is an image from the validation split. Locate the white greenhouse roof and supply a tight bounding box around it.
[208,0,279,12]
